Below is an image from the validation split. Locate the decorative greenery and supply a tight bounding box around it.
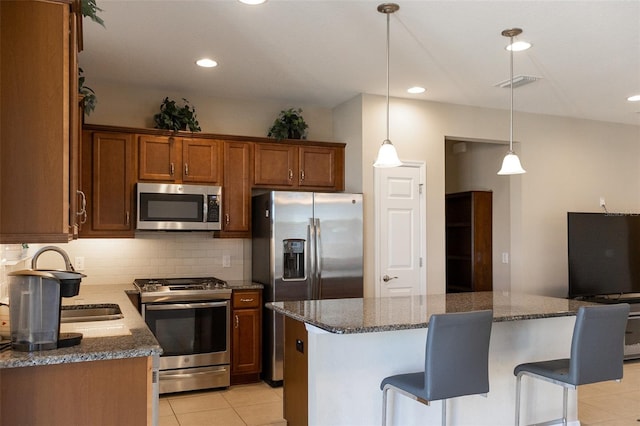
[79,68,97,116]
[153,97,201,132]
[81,0,105,27]
[267,108,308,141]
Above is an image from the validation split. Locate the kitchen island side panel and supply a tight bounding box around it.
[304,317,578,426]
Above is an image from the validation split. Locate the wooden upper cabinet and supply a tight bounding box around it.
[80,130,135,238]
[182,138,223,184]
[138,135,222,184]
[253,143,298,187]
[138,135,178,181]
[298,145,341,189]
[221,141,252,237]
[254,142,344,191]
[0,1,80,243]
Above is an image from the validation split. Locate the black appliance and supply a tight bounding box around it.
[568,212,640,300]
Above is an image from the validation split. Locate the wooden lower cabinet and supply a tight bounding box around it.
[0,357,153,426]
[231,290,262,385]
[283,316,308,426]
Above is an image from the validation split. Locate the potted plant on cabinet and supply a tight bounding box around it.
[267,108,308,141]
[153,97,201,132]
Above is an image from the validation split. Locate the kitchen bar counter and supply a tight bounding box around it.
[267,291,593,333]
[0,284,161,369]
[271,292,595,426]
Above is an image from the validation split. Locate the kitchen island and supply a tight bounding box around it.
[0,284,161,426]
[269,292,594,426]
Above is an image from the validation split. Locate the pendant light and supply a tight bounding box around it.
[373,3,402,168]
[497,28,526,175]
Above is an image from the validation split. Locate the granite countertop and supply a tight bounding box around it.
[227,280,264,290]
[267,291,596,334]
[0,284,161,369]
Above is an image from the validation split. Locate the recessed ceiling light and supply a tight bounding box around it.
[407,86,426,94]
[196,58,218,68]
[506,41,532,52]
[238,0,267,4]
[627,94,640,102]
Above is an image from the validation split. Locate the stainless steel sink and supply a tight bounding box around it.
[60,304,123,323]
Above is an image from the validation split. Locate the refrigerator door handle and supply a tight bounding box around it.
[315,218,322,299]
[308,219,316,300]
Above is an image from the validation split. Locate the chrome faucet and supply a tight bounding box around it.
[31,246,75,272]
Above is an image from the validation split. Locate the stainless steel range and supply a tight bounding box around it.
[134,277,231,394]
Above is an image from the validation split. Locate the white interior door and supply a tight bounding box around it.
[375,162,426,297]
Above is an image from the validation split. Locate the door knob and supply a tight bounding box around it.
[382,275,398,282]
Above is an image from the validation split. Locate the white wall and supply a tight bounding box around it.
[348,94,640,298]
[85,81,335,141]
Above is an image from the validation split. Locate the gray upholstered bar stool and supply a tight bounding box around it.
[514,303,630,426]
[380,309,493,426]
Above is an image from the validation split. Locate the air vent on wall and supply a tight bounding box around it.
[494,74,540,88]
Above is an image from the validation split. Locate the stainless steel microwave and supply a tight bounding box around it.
[136,183,222,231]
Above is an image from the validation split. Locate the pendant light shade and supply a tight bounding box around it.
[497,152,526,175]
[373,3,402,168]
[497,28,526,175]
[374,139,402,168]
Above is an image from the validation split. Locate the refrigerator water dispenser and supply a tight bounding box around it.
[283,239,305,279]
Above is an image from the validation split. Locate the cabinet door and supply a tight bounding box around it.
[232,308,262,374]
[298,146,340,189]
[138,135,178,181]
[182,138,223,184]
[222,141,252,236]
[0,1,75,243]
[254,143,298,187]
[80,131,135,237]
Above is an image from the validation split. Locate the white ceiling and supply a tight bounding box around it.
[80,0,640,126]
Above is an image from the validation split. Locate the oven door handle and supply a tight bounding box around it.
[145,301,228,311]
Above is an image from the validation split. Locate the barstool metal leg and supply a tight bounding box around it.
[562,387,568,425]
[441,399,446,426]
[382,386,388,426]
[515,373,522,426]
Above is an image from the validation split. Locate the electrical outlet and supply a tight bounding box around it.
[222,255,231,268]
[501,252,509,264]
[74,256,85,271]
[599,197,606,207]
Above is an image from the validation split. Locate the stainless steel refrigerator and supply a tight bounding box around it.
[252,191,363,385]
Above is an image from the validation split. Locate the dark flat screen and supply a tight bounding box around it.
[568,212,640,298]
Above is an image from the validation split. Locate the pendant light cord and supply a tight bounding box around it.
[509,34,514,153]
[385,11,391,142]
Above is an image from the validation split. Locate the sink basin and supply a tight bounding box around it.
[60,304,123,323]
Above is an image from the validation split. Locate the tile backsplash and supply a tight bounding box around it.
[1,233,250,293]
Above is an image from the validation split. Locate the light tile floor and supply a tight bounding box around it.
[159,361,640,426]
[159,382,285,426]
[579,360,640,425]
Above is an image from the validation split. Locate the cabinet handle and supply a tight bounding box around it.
[184,163,189,176]
[225,214,230,225]
[240,298,254,303]
[170,163,175,176]
[288,169,293,181]
[300,170,305,181]
[234,314,239,329]
[76,190,87,224]
[125,211,130,226]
